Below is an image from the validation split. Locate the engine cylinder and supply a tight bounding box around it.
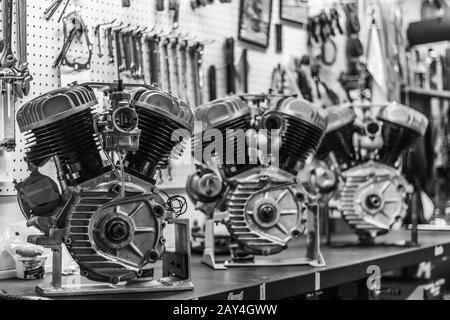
[17,86,106,184]
[269,97,328,174]
[125,89,194,181]
[317,105,357,166]
[377,103,429,167]
[193,96,253,177]
[194,96,327,176]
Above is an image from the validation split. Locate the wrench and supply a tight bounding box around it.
[15,0,32,98]
[128,31,138,78]
[122,30,132,73]
[146,35,161,86]
[162,38,172,93]
[130,31,139,79]
[189,42,204,106]
[95,20,117,59]
[0,0,17,69]
[0,70,16,152]
[171,38,182,98]
[44,0,66,21]
[114,28,126,73]
[0,0,17,151]
[134,31,144,79]
[197,43,205,105]
[179,40,190,104]
[105,26,115,64]
[94,25,105,58]
[57,0,70,23]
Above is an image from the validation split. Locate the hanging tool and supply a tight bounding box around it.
[330,7,344,35]
[114,26,126,74]
[130,31,139,78]
[44,0,70,21]
[105,26,115,65]
[171,38,182,98]
[134,29,145,80]
[54,12,93,71]
[391,0,404,78]
[179,40,190,104]
[189,42,204,106]
[275,24,283,53]
[0,0,18,151]
[94,19,117,59]
[169,0,180,29]
[162,38,172,93]
[125,27,143,78]
[311,63,340,106]
[321,38,338,66]
[126,29,137,78]
[297,69,313,102]
[208,65,217,101]
[307,18,319,46]
[295,56,313,102]
[237,49,249,93]
[196,43,205,105]
[156,0,165,11]
[318,10,333,42]
[271,64,288,94]
[122,28,133,73]
[225,37,236,94]
[57,0,70,23]
[44,0,64,20]
[146,35,162,86]
[1,0,16,70]
[15,0,32,98]
[344,3,361,35]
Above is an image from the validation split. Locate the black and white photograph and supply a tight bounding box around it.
[2,0,450,312]
[239,0,273,48]
[280,0,309,25]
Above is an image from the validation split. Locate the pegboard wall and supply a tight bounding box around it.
[0,0,311,195]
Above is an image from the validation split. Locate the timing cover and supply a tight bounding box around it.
[62,172,167,284]
[226,168,307,256]
[331,161,412,239]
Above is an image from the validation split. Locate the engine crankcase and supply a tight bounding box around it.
[63,173,167,284]
[333,161,411,239]
[226,168,307,256]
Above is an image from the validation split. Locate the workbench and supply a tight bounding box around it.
[0,231,449,300]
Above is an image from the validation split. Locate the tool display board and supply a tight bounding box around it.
[0,0,309,195]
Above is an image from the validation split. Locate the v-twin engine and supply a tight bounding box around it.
[187,94,327,259]
[15,84,194,285]
[315,103,429,241]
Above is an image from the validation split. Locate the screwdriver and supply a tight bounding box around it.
[44,0,70,21]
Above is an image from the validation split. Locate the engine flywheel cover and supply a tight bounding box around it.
[335,161,411,239]
[65,179,166,284]
[226,169,307,256]
[91,199,161,266]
